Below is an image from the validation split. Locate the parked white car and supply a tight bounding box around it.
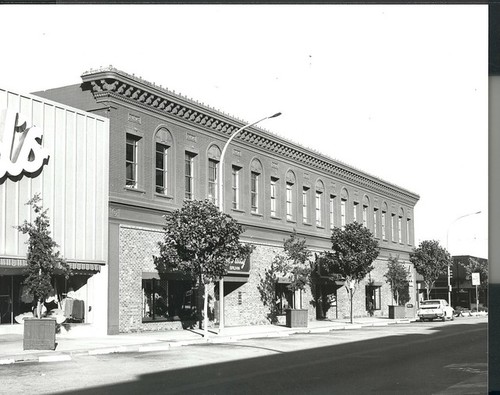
[417,299,455,322]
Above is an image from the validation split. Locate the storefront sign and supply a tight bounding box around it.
[228,256,250,274]
[0,108,50,179]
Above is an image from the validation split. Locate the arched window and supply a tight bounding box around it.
[315,180,325,227]
[398,207,404,244]
[362,195,370,228]
[381,202,388,240]
[250,159,263,214]
[207,145,221,205]
[154,128,173,195]
[406,210,412,246]
[340,188,349,228]
[286,170,296,221]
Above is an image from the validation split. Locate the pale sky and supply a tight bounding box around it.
[0,4,488,258]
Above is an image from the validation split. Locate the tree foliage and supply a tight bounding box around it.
[258,230,312,322]
[463,256,488,290]
[154,200,252,283]
[274,230,312,297]
[16,194,70,318]
[384,255,410,306]
[409,240,451,300]
[154,200,252,334]
[257,259,281,324]
[322,222,379,323]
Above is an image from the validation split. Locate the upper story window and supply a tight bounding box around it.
[155,143,168,194]
[270,177,279,217]
[406,217,412,245]
[207,145,221,206]
[286,171,296,222]
[373,208,379,238]
[208,159,218,205]
[381,203,388,240]
[353,202,359,223]
[185,152,196,200]
[329,195,335,230]
[154,128,173,195]
[391,213,396,242]
[315,191,323,226]
[126,134,140,188]
[398,208,404,244]
[302,187,310,224]
[251,172,260,213]
[250,159,263,215]
[362,195,369,228]
[340,199,347,228]
[315,180,324,227]
[340,188,348,228]
[232,166,241,210]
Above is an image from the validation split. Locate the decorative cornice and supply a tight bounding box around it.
[81,66,420,206]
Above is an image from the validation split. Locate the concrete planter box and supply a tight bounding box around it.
[388,305,406,319]
[285,309,308,328]
[23,318,56,350]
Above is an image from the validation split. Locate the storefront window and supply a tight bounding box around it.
[142,278,197,322]
[0,272,93,325]
[365,285,381,311]
[276,283,293,315]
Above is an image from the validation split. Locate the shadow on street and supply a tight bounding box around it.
[53,322,487,395]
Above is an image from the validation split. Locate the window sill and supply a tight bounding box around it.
[251,212,263,218]
[271,216,282,220]
[286,219,296,224]
[124,186,146,194]
[154,193,173,200]
[231,208,245,214]
[316,225,325,229]
[302,222,313,226]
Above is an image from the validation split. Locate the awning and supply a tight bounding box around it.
[0,256,104,273]
[142,271,160,280]
[223,275,249,283]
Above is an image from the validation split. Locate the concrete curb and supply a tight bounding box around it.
[0,317,438,365]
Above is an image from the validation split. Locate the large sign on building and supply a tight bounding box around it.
[0,89,109,264]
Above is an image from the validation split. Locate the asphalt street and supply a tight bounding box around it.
[0,319,487,395]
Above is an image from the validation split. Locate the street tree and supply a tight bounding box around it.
[322,222,380,324]
[409,240,451,300]
[259,231,312,323]
[384,255,410,306]
[16,194,70,318]
[273,230,312,309]
[463,256,488,306]
[154,199,252,337]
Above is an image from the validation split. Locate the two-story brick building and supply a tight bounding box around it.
[35,66,420,334]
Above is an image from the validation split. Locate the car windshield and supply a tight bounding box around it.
[421,300,441,306]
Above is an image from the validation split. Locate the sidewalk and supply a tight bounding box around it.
[2,314,487,365]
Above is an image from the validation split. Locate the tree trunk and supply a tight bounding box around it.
[349,288,353,324]
[36,299,43,319]
[203,282,209,338]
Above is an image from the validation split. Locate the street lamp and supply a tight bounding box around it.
[217,112,281,331]
[446,210,481,305]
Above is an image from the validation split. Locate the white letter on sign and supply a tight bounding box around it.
[0,108,50,179]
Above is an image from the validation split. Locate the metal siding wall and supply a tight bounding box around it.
[0,88,109,263]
